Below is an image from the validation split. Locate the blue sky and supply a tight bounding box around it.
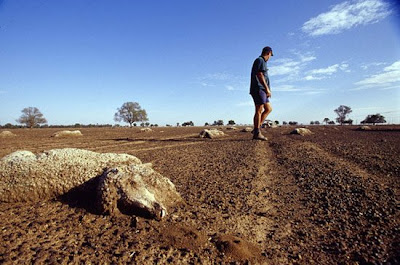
[0,0,399,126]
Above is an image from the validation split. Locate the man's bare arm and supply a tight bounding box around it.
[256,72,271,97]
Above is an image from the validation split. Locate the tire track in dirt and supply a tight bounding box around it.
[128,142,202,152]
[130,136,279,262]
[84,141,146,152]
[133,132,310,263]
[285,132,399,190]
[268,136,399,264]
[230,139,303,264]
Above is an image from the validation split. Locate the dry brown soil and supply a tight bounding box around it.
[0,126,399,264]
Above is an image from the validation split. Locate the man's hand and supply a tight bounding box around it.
[266,90,271,98]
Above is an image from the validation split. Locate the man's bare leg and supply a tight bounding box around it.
[253,105,268,140]
[260,102,272,126]
[253,104,264,130]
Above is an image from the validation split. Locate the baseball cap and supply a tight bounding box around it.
[262,46,273,56]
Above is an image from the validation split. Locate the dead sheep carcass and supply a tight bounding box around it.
[0,131,17,137]
[290,128,313,136]
[199,129,225,139]
[52,130,83,137]
[0,148,182,219]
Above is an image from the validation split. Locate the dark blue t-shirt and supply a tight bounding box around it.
[250,56,270,94]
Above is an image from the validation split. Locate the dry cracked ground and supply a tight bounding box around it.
[0,126,399,264]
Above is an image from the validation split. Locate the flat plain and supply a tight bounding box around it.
[0,126,399,264]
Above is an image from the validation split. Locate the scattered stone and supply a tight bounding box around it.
[226,126,238,130]
[0,148,182,219]
[290,128,313,136]
[0,131,16,137]
[52,130,83,137]
[199,129,225,139]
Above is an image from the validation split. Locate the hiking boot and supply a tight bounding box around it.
[253,132,268,141]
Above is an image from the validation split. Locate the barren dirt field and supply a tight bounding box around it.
[0,126,399,264]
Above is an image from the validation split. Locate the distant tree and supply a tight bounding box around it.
[310,121,315,125]
[282,121,287,125]
[17,107,47,128]
[177,122,180,127]
[227,120,235,125]
[213,120,224,126]
[114,102,148,127]
[361,113,386,125]
[288,121,298,125]
[182,121,194,126]
[3,123,14,129]
[342,119,353,125]
[205,122,210,126]
[274,120,279,125]
[323,118,330,124]
[315,121,320,125]
[334,105,352,125]
[328,121,335,125]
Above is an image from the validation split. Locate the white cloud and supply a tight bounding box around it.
[309,64,341,75]
[269,54,316,78]
[271,60,301,76]
[273,84,327,94]
[273,84,299,92]
[302,0,391,36]
[355,60,400,88]
[353,106,385,111]
[197,72,231,86]
[304,63,350,80]
[197,72,247,90]
[360,62,386,70]
[304,75,324,81]
[237,100,253,107]
[203,72,231,81]
[200,82,215,87]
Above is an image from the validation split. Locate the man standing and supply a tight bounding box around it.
[249,46,273,140]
